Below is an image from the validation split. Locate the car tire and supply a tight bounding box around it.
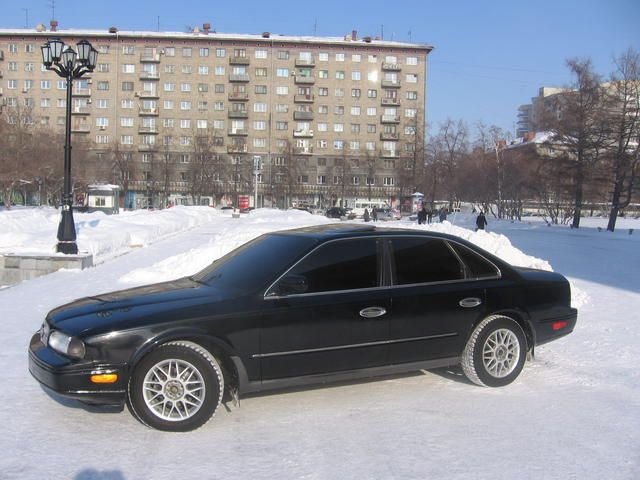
[461,315,527,387]
[127,341,224,432]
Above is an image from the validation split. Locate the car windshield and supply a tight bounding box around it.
[192,234,316,292]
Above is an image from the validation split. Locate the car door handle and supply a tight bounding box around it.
[359,306,387,318]
[459,297,482,308]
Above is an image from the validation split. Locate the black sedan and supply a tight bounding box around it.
[29,224,577,431]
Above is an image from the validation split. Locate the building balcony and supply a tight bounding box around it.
[229,56,250,65]
[227,144,248,153]
[381,80,401,88]
[293,129,314,138]
[293,111,313,121]
[228,110,248,119]
[140,53,161,63]
[71,124,90,133]
[381,98,400,106]
[382,63,402,71]
[72,88,92,97]
[140,72,160,81]
[228,128,248,136]
[381,115,400,124]
[139,127,159,134]
[295,58,315,68]
[294,146,314,155]
[294,94,315,103]
[380,149,399,158]
[71,106,90,115]
[228,92,249,101]
[294,76,315,85]
[380,132,399,141]
[229,74,250,82]
[137,91,159,99]
[139,107,159,116]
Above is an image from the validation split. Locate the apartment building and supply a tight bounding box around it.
[0,23,432,209]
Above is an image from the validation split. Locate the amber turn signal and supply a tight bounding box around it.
[90,373,118,383]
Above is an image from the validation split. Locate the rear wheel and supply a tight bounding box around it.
[127,341,224,431]
[462,315,527,387]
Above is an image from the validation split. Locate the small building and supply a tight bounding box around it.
[86,184,120,214]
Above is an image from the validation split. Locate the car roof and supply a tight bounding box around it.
[271,223,466,243]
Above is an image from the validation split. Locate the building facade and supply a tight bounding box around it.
[0,23,432,209]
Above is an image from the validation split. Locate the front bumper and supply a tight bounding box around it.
[29,332,127,407]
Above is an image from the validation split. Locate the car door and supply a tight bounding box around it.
[385,236,492,364]
[259,237,390,380]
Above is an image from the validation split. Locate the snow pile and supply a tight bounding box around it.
[120,209,332,284]
[387,219,552,271]
[0,206,224,262]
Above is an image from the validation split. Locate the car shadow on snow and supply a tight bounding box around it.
[40,385,124,414]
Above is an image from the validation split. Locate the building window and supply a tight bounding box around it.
[319,52,329,61]
[216,48,226,57]
[334,140,344,150]
[334,123,344,132]
[317,175,326,185]
[122,81,133,91]
[97,81,109,91]
[276,121,288,130]
[335,70,345,80]
[406,91,418,100]
[181,64,192,74]
[384,177,395,186]
[352,88,361,98]
[254,103,267,113]
[199,47,209,57]
[122,45,135,55]
[406,56,418,65]
[352,71,361,81]
[335,106,345,115]
[199,65,209,75]
[122,64,135,73]
[97,63,110,72]
[367,107,377,116]
[318,122,328,132]
[276,104,288,113]
[121,117,133,127]
[367,124,376,133]
[165,64,176,73]
[406,74,418,83]
[276,86,289,96]
[335,53,345,62]
[215,66,225,76]
[335,88,344,97]
[277,50,289,60]
[351,106,361,116]
[277,68,289,78]
[255,85,267,94]
[255,50,267,59]
[318,88,329,97]
[215,84,225,93]
[255,67,267,77]
[164,47,175,57]
[182,47,192,57]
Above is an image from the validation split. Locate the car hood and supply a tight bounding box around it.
[46,277,224,335]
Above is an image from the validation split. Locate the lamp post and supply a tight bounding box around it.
[41,38,97,254]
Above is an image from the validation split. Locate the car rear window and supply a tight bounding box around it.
[448,242,500,279]
[390,237,464,285]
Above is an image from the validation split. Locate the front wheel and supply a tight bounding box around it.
[461,315,527,387]
[127,341,224,431]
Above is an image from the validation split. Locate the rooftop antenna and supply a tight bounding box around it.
[22,8,29,28]
[48,0,56,21]
[313,17,317,35]
[408,29,412,42]
[381,24,384,40]
[157,15,160,32]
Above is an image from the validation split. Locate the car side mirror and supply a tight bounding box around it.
[277,274,308,295]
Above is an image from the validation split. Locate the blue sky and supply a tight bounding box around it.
[2,0,639,138]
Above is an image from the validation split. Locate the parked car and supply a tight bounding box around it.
[29,224,577,431]
[374,208,396,221]
[326,207,348,219]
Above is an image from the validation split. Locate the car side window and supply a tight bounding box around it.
[282,238,379,294]
[449,242,500,279]
[390,237,463,285]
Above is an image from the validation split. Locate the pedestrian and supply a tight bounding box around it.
[418,206,427,225]
[363,208,370,222]
[476,211,488,231]
[439,208,447,222]
[372,208,378,222]
[427,209,433,224]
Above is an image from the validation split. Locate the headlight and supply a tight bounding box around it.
[48,330,86,359]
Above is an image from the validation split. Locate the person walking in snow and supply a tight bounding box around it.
[476,211,488,231]
[439,208,447,222]
[427,209,433,224]
[372,208,378,222]
[418,206,427,225]
[363,208,370,222]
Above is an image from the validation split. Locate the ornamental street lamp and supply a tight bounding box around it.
[41,38,97,254]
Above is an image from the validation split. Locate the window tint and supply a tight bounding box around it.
[286,238,379,293]
[449,242,499,278]
[193,234,315,291]
[391,237,463,285]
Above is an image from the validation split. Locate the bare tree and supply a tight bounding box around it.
[542,59,608,228]
[603,48,640,231]
[436,118,468,209]
[109,140,135,208]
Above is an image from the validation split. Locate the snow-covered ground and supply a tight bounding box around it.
[0,208,638,479]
